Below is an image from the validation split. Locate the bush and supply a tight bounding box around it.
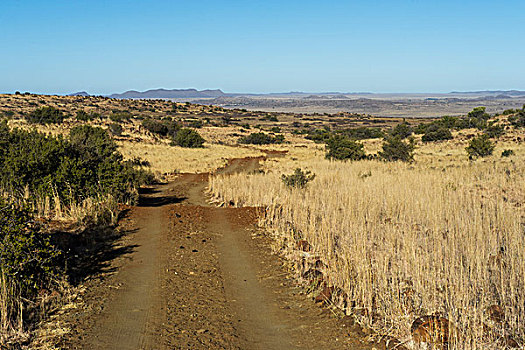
[484,124,504,138]
[3,110,15,118]
[239,132,284,145]
[508,110,525,128]
[421,125,453,142]
[75,110,100,121]
[142,118,181,138]
[108,123,123,136]
[188,120,203,128]
[27,106,65,124]
[467,106,490,120]
[172,128,205,148]
[281,168,316,189]
[142,118,168,135]
[379,136,415,162]
[390,121,412,139]
[0,199,60,296]
[465,134,495,158]
[325,135,366,161]
[501,149,514,157]
[0,123,150,205]
[502,109,517,115]
[109,111,132,123]
[305,129,331,143]
[342,127,384,140]
[455,116,487,130]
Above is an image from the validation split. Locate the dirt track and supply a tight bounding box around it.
[62,158,375,349]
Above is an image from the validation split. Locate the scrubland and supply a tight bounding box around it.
[209,131,525,348]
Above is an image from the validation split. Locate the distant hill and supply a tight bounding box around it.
[109,88,226,99]
[450,90,525,96]
[69,91,90,97]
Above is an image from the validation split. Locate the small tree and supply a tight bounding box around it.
[325,134,366,161]
[281,168,316,189]
[466,134,495,158]
[379,136,415,162]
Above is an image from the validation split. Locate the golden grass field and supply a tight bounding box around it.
[209,129,525,349]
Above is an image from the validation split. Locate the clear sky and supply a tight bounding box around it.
[1,0,524,95]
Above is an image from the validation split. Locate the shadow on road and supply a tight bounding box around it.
[51,225,139,286]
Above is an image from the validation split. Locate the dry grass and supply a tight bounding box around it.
[209,134,525,349]
[118,140,264,175]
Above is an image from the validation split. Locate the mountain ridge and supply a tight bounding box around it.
[108,88,226,99]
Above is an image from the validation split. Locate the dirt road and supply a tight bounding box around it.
[63,158,375,349]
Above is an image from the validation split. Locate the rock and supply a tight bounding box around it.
[411,315,455,348]
[296,239,312,252]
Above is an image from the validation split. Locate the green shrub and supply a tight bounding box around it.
[508,110,525,128]
[142,118,181,137]
[502,109,517,115]
[172,128,205,148]
[188,120,203,128]
[0,199,60,296]
[501,149,514,157]
[142,118,168,135]
[379,136,415,162]
[108,123,123,136]
[3,110,15,118]
[465,134,495,158]
[305,129,331,143]
[342,127,384,140]
[414,117,457,134]
[484,124,504,138]
[455,117,487,130]
[75,110,100,121]
[109,111,132,123]
[27,106,65,124]
[467,106,490,120]
[390,121,412,139]
[0,123,150,205]
[239,132,284,145]
[325,134,366,161]
[421,125,453,142]
[281,168,316,189]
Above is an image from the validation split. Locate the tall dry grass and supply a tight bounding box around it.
[0,189,119,345]
[0,271,24,344]
[209,154,525,348]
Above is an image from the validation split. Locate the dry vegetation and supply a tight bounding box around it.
[1,93,524,348]
[209,127,525,348]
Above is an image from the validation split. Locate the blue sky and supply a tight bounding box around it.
[1,0,524,94]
